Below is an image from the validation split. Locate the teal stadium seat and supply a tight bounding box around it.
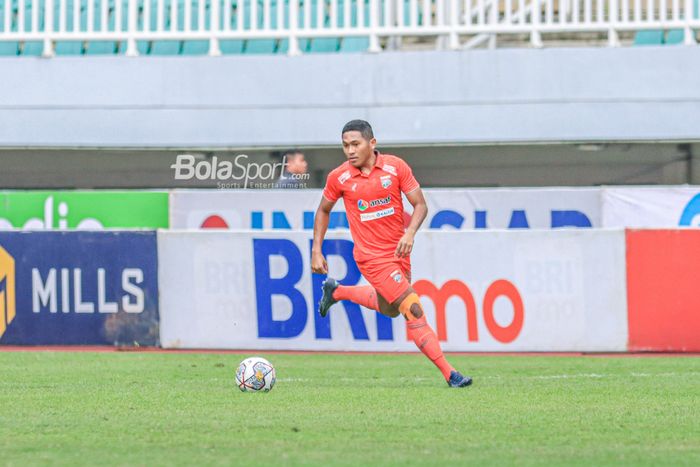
[181,0,211,54]
[0,0,19,55]
[276,0,312,54]
[90,0,135,55]
[307,0,338,53]
[96,0,122,54]
[148,0,182,54]
[53,0,84,54]
[666,0,699,44]
[634,0,698,46]
[220,0,245,53]
[135,0,157,54]
[339,0,369,52]
[665,29,685,45]
[243,0,277,54]
[633,30,664,46]
[20,0,44,56]
[4,0,434,55]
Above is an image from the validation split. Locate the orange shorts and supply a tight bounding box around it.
[356,256,412,304]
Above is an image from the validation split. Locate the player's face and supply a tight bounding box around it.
[342,131,376,168]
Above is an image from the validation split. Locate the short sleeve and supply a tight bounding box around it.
[398,159,420,194]
[322,172,342,202]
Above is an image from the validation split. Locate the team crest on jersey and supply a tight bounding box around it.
[338,170,351,184]
[380,175,392,189]
[382,164,397,176]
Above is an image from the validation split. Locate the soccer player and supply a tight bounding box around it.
[311,120,472,388]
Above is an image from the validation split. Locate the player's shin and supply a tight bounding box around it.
[399,293,455,380]
[332,285,379,311]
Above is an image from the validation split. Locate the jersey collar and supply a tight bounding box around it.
[349,151,384,177]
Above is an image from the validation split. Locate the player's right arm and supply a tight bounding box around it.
[312,171,342,274]
[311,197,336,274]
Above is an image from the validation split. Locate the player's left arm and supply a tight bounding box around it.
[396,188,428,258]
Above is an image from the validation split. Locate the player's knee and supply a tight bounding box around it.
[397,292,423,321]
[409,303,423,319]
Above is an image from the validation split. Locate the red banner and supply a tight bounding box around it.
[626,230,700,351]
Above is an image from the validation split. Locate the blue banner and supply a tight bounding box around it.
[0,231,159,346]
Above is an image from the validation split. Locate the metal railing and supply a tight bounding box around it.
[0,0,698,56]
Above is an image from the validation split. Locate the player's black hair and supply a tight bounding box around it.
[342,120,374,140]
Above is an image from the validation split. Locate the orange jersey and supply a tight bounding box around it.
[322,152,420,262]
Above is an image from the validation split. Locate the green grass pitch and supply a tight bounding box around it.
[1,351,699,466]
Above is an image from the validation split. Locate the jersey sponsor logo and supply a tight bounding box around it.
[369,196,391,208]
[357,200,369,211]
[337,171,351,185]
[360,207,395,222]
[382,164,397,176]
[380,175,392,189]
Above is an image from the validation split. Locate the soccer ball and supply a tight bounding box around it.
[236,357,276,392]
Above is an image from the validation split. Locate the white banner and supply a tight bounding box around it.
[602,186,700,228]
[158,230,628,351]
[169,188,600,230]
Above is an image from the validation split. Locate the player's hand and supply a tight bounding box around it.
[311,251,329,274]
[395,231,415,258]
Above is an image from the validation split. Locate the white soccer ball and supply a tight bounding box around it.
[236,357,276,392]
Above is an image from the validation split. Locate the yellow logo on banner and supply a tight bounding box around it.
[0,245,16,340]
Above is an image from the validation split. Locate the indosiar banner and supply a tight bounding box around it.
[0,231,159,346]
[0,191,169,230]
[157,230,628,352]
[169,188,600,230]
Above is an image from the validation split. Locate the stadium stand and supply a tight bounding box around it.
[1,0,698,56]
[632,0,699,45]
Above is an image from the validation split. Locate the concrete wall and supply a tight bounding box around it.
[1,46,700,148]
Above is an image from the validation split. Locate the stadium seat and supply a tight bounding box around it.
[220,0,246,54]
[181,0,212,54]
[632,30,664,46]
[11,0,42,55]
[275,0,312,54]
[339,0,369,53]
[0,0,19,55]
[665,29,685,45]
[665,0,699,45]
[87,0,120,57]
[181,39,210,54]
[20,42,43,55]
[307,0,338,53]
[0,42,19,55]
[243,0,277,54]
[80,0,121,54]
[53,0,84,55]
[150,39,182,54]
[134,0,157,55]
[147,0,182,54]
